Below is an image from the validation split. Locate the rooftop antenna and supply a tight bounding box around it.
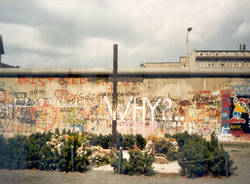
[0,35,4,64]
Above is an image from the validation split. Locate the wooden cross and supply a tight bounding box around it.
[112,44,118,148]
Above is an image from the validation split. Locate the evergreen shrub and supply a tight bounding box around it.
[111,150,155,176]
[177,132,236,178]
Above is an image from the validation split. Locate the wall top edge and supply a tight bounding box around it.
[0,67,249,78]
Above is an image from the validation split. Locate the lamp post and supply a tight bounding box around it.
[186,27,192,66]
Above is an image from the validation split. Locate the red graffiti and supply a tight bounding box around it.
[17,77,87,86]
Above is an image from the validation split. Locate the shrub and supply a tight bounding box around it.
[207,132,235,177]
[0,135,6,169]
[177,132,236,178]
[89,134,98,146]
[178,134,209,177]
[164,133,172,139]
[0,135,28,169]
[155,139,171,154]
[89,146,111,166]
[154,138,177,161]
[172,131,190,148]
[111,150,155,176]
[89,133,146,150]
[97,134,112,149]
[27,132,52,169]
[75,145,92,172]
[123,134,136,150]
[166,150,178,162]
[135,134,147,150]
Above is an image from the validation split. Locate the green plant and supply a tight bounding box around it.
[178,134,209,177]
[123,134,136,150]
[155,139,171,154]
[97,134,111,149]
[207,132,235,177]
[154,138,177,161]
[0,135,28,169]
[135,134,146,150]
[75,147,92,172]
[164,133,172,139]
[172,131,190,148]
[89,134,98,146]
[90,146,111,166]
[166,150,178,162]
[0,135,7,169]
[111,150,155,176]
[177,132,236,178]
[27,132,53,169]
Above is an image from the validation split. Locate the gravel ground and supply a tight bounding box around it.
[0,146,250,184]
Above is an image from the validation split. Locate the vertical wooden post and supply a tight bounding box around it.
[112,44,118,148]
[118,146,123,174]
[225,152,229,177]
[71,145,74,172]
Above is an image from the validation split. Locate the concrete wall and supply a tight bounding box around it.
[0,77,250,142]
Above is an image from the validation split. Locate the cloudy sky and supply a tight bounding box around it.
[0,0,250,68]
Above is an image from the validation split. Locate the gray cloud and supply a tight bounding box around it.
[0,0,250,68]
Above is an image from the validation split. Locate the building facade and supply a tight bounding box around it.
[190,49,250,68]
[141,47,250,69]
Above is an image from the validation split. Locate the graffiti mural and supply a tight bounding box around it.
[0,77,249,141]
[229,95,250,135]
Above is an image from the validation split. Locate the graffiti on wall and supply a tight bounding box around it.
[0,77,249,140]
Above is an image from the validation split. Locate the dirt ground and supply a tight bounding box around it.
[0,145,250,184]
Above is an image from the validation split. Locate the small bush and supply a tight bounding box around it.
[89,133,146,150]
[177,132,236,178]
[123,134,136,150]
[154,138,177,161]
[164,133,172,139]
[155,139,171,154]
[88,145,111,167]
[111,150,155,176]
[27,132,52,169]
[207,133,235,177]
[135,134,147,150]
[172,131,190,148]
[97,134,112,149]
[0,135,28,169]
[89,134,98,146]
[178,134,209,177]
[166,150,178,162]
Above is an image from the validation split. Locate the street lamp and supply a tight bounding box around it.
[186,27,192,66]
